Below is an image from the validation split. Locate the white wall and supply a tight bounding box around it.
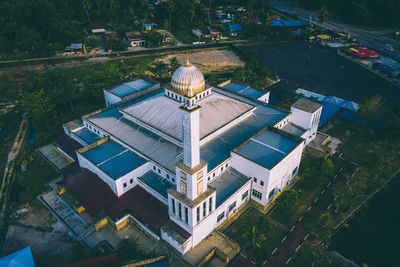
[76,152,151,197]
[191,179,251,247]
[230,140,304,206]
[257,91,270,103]
[104,90,122,106]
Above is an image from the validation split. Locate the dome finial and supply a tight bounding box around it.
[185,51,192,67]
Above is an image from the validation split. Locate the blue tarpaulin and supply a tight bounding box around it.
[319,96,359,125]
[26,128,36,147]
[0,247,35,267]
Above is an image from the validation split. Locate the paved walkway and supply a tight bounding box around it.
[0,115,28,212]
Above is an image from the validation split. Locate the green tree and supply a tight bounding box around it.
[81,0,92,23]
[360,94,385,121]
[275,189,299,214]
[18,88,56,127]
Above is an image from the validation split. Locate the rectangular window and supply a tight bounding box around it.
[166,174,170,179]
[242,190,249,200]
[253,177,257,183]
[172,198,176,214]
[203,202,206,217]
[185,207,188,223]
[225,163,228,168]
[197,180,203,196]
[197,207,200,222]
[197,171,203,180]
[153,166,156,171]
[221,166,224,171]
[217,212,225,223]
[229,201,236,212]
[123,183,127,188]
[178,203,182,219]
[180,171,187,180]
[260,181,264,186]
[209,197,212,212]
[172,177,175,182]
[130,179,133,184]
[252,189,262,200]
[158,169,161,174]
[292,167,298,177]
[181,181,187,196]
[213,173,215,177]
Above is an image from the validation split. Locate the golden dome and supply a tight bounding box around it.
[171,59,205,97]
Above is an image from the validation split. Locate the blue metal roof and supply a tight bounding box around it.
[235,130,299,169]
[81,140,146,179]
[74,128,101,144]
[109,79,153,98]
[240,87,264,99]
[222,83,265,100]
[139,171,173,199]
[271,19,285,26]
[282,20,307,27]
[87,89,288,173]
[228,24,242,31]
[82,141,126,165]
[99,150,146,179]
[209,168,250,207]
[223,83,247,92]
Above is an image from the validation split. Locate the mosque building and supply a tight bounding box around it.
[62,57,322,254]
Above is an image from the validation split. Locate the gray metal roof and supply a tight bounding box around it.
[235,129,301,169]
[121,92,254,141]
[86,90,288,173]
[139,171,174,199]
[209,168,250,207]
[281,122,307,137]
[291,98,322,113]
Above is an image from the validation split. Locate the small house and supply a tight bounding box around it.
[125,31,146,47]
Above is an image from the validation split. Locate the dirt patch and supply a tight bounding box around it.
[161,50,245,72]
[2,206,77,266]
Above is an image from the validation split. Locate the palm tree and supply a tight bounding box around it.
[360,94,385,121]
[81,0,92,23]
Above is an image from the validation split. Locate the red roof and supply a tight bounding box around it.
[61,169,118,217]
[107,186,190,239]
[61,253,118,267]
[61,169,190,239]
[268,15,280,20]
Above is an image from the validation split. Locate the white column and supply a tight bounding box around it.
[182,107,200,168]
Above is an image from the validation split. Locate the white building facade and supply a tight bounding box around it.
[64,58,322,254]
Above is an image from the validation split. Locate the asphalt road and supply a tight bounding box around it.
[240,42,400,110]
[270,0,400,61]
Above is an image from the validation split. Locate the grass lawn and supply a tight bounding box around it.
[12,153,59,208]
[224,208,287,263]
[269,155,332,227]
[172,29,200,44]
[288,244,340,267]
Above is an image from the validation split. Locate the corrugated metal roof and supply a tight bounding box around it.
[109,79,153,97]
[74,128,101,144]
[235,129,300,169]
[209,168,250,207]
[292,98,322,113]
[139,171,174,198]
[87,90,288,173]
[121,92,254,141]
[81,140,146,179]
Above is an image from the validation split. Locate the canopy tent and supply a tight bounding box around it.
[0,247,35,267]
